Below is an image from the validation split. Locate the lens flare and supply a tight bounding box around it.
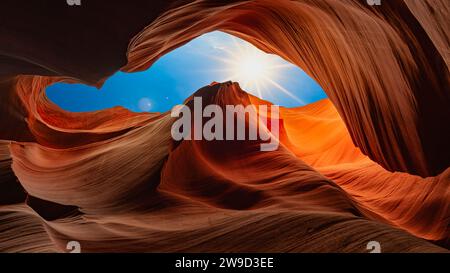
[210,37,304,104]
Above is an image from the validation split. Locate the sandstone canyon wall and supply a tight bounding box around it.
[0,0,449,252]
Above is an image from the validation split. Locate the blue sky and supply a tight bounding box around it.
[46,31,327,113]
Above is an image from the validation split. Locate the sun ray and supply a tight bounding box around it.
[231,36,246,57]
[267,63,295,69]
[255,80,263,99]
[209,36,302,103]
[205,55,237,65]
[207,68,234,73]
[212,46,236,57]
[266,78,305,104]
[220,73,240,83]
[261,78,274,98]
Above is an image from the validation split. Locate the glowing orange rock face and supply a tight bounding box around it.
[0,1,448,252]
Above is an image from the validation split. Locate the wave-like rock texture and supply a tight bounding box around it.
[0,1,449,252]
[1,80,449,252]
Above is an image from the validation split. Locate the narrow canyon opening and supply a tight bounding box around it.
[45,31,327,113]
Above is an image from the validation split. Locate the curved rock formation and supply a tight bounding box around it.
[0,0,449,252]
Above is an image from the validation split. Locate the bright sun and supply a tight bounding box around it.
[233,52,270,83]
[210,37,303,103]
